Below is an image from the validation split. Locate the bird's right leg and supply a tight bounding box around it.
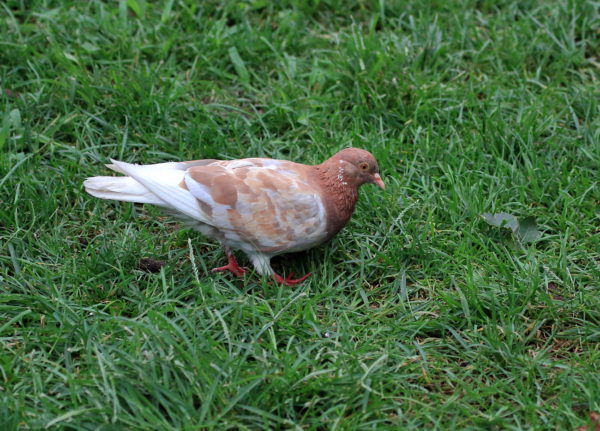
[272,272,312,286]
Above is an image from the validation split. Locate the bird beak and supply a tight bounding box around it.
[372,173,385,190]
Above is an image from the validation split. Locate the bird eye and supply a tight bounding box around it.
[359,162,369,171]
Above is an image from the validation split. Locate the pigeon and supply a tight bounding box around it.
[84,148,385,285]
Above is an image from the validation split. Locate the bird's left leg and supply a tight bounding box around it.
[249,253,311,286]
[211,247,247,277]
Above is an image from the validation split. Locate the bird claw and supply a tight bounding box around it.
[211,255,247,277]
[211,264,247,277]
[273,272,312,286]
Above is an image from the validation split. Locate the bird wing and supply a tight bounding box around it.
[183,159,328,254]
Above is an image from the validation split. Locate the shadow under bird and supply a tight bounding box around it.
[84,148,385,285]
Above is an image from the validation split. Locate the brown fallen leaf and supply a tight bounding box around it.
[547,282,565,301]
[138,258,165,273]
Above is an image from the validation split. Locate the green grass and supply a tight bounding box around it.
[1,0,599,429]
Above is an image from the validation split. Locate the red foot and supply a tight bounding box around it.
[211,254,247,277]
[273,272,312,286]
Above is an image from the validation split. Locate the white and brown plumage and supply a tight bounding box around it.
[84,148,385,285]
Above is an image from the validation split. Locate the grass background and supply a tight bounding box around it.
[1,0,599,429]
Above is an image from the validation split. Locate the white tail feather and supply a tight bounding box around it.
[105,159,209,223]
[84,176,165,205]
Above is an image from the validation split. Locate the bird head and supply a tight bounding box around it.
[330,148,385,190]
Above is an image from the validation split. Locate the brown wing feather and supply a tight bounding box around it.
[183,161,327,253]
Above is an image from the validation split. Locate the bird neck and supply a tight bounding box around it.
[312,162,360,240]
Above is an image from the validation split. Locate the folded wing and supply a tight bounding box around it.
[183,160,327,254]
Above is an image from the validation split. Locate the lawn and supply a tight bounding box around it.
[1,0,599,429]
